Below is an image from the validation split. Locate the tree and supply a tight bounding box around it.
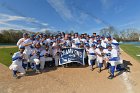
[99,26,117,36]
[119,28,140,41]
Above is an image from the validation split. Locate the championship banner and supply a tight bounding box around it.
[59,48,85,65]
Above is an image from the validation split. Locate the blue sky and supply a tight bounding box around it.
[0,0,140,34]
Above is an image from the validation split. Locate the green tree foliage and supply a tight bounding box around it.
[0,29,27,43]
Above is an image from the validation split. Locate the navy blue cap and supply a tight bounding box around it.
[91,35,95,38]
[98,45,103,49]
[56,38,61,41]
[19,46,25,49]
[30,45,34,49]
[107,35,111,38]
[97,39,101,42]
[53,40,56,42]
[91,43,96,47]
[85,43,90,47]
[43,34,47,37]
[106,44,112,48]
[76,43,81,46]
[101,35,105,38]
[23,33,28,37]
[35,35,40,39]
[96,35,100,37]
[40,33,43,35]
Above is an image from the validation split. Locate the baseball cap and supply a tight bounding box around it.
[19,46,25,49]
[91,43,96,47]
[85,43,90,47]
[106,44,112,48]
[23,33,28,37]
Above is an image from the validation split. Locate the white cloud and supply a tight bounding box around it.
[41,23,48,26]
[0,13,48,27]
[47,0,73,20]
[0,13,25,23]
[76,11,103,25]
[0,13,50,31]
[47,0,103,25]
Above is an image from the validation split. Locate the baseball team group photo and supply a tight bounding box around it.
[0,0,140,93]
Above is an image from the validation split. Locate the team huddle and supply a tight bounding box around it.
[9,32,122,79]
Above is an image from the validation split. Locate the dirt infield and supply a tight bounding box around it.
[0,46,17,49]
[0,51,140,93]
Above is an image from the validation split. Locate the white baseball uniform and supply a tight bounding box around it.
[40,50,53,69]
[9,52,26,75]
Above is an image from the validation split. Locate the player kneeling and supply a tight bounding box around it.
[9,46,26,79]
[40,45,53,70]
[29,43,41,74]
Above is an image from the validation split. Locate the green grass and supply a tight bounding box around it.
[0,47,18,66]
[120,44,140,62]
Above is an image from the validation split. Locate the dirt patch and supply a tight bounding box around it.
[0,51,140,93]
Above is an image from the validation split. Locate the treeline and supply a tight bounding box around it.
[99,26,140,42]
[0,30,23,43]
[0,29,75,44]
[0,27,140,44]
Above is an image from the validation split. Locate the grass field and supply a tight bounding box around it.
[0,47,18,66]
[120,44,140,62]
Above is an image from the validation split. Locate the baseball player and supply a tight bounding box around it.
[105,45,119,79]
[52,39,61,66]
[46,35,53,46]
[73,33,81,45]
[106,35,112,44]
[17,33,29,48]
[89,36,97,47]
[40,45,53,70]
[71,40,77,48]
[61,34,72,48]
[111,38,120,56]
[22,34,35,70]
[80,34,87,44]
[85,43,90,65]
[40,34,48,50]
[95,45,104,73]
[9,46,26,78]
[87,44,97,71]
[33,35,41,47]
[29,43,41,73]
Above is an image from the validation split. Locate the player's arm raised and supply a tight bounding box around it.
[24,42,33,46]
